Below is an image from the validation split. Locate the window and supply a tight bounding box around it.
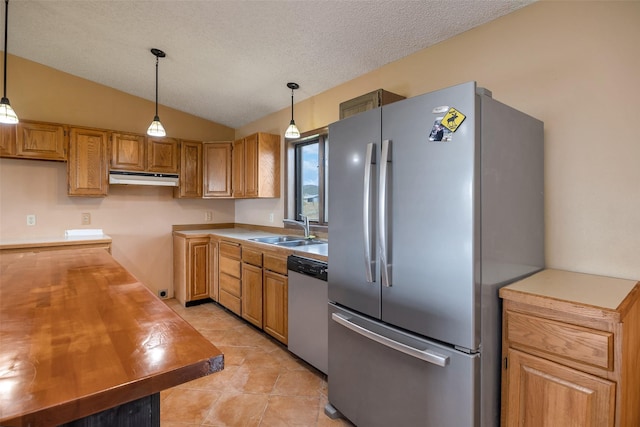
[286,128,328,228]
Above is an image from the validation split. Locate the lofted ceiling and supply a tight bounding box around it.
[5,0,534,129]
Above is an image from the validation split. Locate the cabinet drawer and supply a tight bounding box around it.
[220,241,241,259]
[220,256,241,278]
[220,273,241,297]
[219,289,241,316]
[506,311,613,370]
[263,254,287,275]
[242,248,263,267]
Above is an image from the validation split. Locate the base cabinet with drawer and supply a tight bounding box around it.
[219,241,242,316]
[242,248,263,328]
[499,269,640,427]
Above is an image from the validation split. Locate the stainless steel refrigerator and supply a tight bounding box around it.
[326,81,544,427]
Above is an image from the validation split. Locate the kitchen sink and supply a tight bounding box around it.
[248,235,325,247]
[273,239,325,247]
[249,235,306,244]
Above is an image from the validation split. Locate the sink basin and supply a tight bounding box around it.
[274,239,325,247]
[249,235,305,244]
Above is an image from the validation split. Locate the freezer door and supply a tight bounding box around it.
[328,107,382,318]
[379,81,480,350]
[327,303,480,427]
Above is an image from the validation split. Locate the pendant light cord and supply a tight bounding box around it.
[290,88,294,122]
[3,0,9,99]
[154,55,159,118]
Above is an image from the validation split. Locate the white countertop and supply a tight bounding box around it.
[175,228,328,260]
[503,269,638,311]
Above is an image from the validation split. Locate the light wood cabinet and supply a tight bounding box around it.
[232,132,280,198]
[0,120,67,161]
[0,124,17,157]
[67,127,109,197]
[209,235,220,302]
[500,269,640,427]
[147,136,180,174]
[175,140,202,198]
[219,241,242,316]
[241,248,263,328]
[111,133,179,174]
[203,142,232,198]
[262,253,288,344]
[110,132,146,171]
[173,234,211,306]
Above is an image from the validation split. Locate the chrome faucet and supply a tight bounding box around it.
[283,215,310,238]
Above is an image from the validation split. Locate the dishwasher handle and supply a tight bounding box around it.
[332,312,450,367]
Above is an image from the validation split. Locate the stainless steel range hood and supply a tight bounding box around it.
[109,170,179,187]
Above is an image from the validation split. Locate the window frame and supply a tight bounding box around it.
[285,126,329,232]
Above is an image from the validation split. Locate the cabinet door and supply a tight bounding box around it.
[67,128,109,197]
[110,132,146,171]
[243,133,259,197]
[188,238,210,301]
[147,136,179,173]
[209,238,219,302]
[16,121,67,161]
[232,138,245,197]
[263,269,288,344]
[242,263,263,328]
[203,142,232,198]
[176,140,202,198]
[0,124,17,157]
[505,349,615,427]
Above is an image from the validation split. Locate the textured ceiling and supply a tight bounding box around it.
[5,0,534,129]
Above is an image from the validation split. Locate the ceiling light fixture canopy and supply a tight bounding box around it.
[0,0,18,124]
[284,82,300,139]
[147,48,166,137]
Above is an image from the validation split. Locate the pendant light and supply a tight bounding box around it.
[284,82,300,139]
[147,48,166,137]
[0,0,18,124]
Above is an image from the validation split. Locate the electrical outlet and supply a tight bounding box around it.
[158,289,168,299]
[269,213,274,223]
[81,212,91,225]
[26,214,36,226]
[205,211,213,222]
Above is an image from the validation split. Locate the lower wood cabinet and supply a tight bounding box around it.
[241,248,263,328]
[173,234,211,306]
[500,269,640,427]
[262,254,288,345]
[219,241,242,316]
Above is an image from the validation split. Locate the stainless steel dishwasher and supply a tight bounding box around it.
[287,255,328,374]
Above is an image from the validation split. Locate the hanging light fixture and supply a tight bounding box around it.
[0,0,18,124]
[147,48,166,137]
[284,82,300,139]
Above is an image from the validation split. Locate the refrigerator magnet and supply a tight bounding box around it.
[429,118,453,142]
[441,107,466,132]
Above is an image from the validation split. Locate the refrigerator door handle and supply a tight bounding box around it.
[379,139,391,287]
[363,142,375,283]
[332,312,450,367]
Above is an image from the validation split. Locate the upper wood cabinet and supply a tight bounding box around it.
[67,127,109,197]
[110,133,179,174]
[203,142,232,198]
[110,132,146,171]
[232,132,280,198]
[0,120,67,161]
[147,136,180,174]
[174,140,203,199]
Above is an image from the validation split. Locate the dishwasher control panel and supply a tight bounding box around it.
[287,255,328,281]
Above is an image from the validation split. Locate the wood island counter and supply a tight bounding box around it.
[0,249,224,427]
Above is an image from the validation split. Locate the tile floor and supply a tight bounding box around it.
[161,299,354,427]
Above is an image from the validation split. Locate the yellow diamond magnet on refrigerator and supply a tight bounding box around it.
[441,107,466,132]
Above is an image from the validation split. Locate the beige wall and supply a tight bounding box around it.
[0,56,236,297]
[237,1,640,281]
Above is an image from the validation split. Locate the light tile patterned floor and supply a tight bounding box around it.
[161,299,354,427]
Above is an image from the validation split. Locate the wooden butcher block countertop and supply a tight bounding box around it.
[0,248,223,426]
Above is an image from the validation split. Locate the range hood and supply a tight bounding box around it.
[109,170,179,187]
